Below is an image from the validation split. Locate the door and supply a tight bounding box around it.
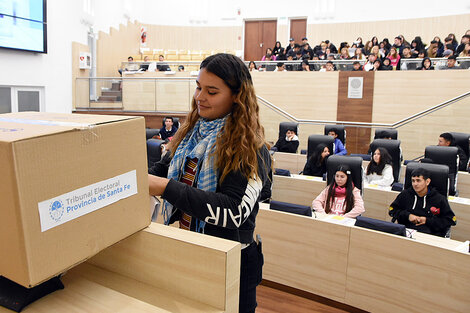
[290,18,307,44]
[244,20,277,61]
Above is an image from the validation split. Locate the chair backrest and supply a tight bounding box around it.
[425,146,458,175]
[374,128,398,140]
[162,117,180,129]
[146,138,165,168]
[326,155,363,191]
[404,162,449,197]
[279,122,299,138]
[369,139,402,183]
[324,125,346,145]
[269,200,312,217]
[355,216,406,237]
[449,132,469,159]
[307,135,334,159]
[146,128,160,140]
[424,146,458,195]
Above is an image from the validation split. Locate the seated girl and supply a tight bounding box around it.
[364,147,394,187]
[312,165,365,218]
[302,144,330,177]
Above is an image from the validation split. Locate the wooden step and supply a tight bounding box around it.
[97,95,118,102]
[102,90,122,97]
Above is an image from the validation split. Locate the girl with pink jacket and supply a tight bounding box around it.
[312,165,365,218]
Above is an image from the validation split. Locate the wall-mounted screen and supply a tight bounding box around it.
[0,0,47,53]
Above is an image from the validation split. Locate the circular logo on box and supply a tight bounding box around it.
[49,200,64,222]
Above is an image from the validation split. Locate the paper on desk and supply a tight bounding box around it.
[291,174,324,182]
[323,214,356,226]
[448,196,470,204]
[454,240,470,254]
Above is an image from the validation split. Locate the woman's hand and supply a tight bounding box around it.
[148,174,170,196]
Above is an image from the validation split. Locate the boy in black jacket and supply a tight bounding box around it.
[389,168,456,237]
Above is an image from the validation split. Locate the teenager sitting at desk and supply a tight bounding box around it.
[312,165,365,218]
[389,168,456,237]
[273,128,299,153]
[364,147,394,187]
[327,128,347,155]
[302,144,330,177]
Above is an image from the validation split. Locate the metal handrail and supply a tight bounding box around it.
[257,90,470,129]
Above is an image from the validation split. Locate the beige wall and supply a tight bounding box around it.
[142,24,242,52]
[306,13,470,47]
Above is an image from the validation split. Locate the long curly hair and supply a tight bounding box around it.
[169,53,268,182]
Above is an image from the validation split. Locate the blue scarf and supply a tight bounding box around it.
[162,115,228,232]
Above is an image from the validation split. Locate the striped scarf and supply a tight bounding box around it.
[162,115,228,232]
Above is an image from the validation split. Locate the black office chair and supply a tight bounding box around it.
[404,162,449,197]
[161,117,180,129]
[374,128,398,140]
[449,132,469,163]
[369,139,402,183]
[279,121,299,138]
[146,128,160,140]
[425,146,458,196]
[270,200,312,217]
[324,125,346,145]
[326,155,363,191]
[355,216,406,237]
[146,138,165,168]
[307,135,334,159]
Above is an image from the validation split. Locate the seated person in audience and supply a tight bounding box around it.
[274,62,286,72]
[351,61,362,71]
[364,147,394,186]
[301,59,310,71]
[119,56,137,75]
[363,53,377,71]
[328,128,347,155]
[157,55,170,71]
[319,61,335,72]
[456,34,470,55]
[417,57,434,70]
[438,132,468,171]
[277,48,287,61]
[273,128,299,153]
[248,61,258,71]
[389,168,456,237]
[379,58,393,70]
[372,59,382,71]
[302,144,330,177]
[442,55,460,70]
[261,48,277,61]
[312,165,365,218]
[141,55,156,71]
[287,44,301,58]
[159,116,178,140]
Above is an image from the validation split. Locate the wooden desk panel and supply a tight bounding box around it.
[256,207,350,303]
[361,186,398,221]
[457,171,470,199]
[346,227,470,313]
[272,152,306,174]
[272,175,326,206]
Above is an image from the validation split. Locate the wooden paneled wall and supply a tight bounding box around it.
[306,13,470,48]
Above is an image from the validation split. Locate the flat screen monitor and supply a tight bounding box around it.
[140,63,149,71]
[355,216,406,237]
[0,0,47,53]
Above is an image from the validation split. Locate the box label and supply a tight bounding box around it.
[38,170,138,232]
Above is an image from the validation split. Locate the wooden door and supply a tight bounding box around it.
[290,19,307,44]
[244,20,277,61]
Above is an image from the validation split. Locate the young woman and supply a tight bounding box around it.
[417,57,434,70]
[353,48,366,60]
[272,41,282,57]
[302,144,330,177]
[261,47,276,61]
[387,46,401,70]
[380,58,393,70]
[148,53,271,313]
[312,165,365,218]
[248,61,258,71]
[364,147,394,187]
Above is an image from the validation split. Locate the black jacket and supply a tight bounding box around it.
[302,155,328,177]
[456,145,468,172]
[273,137,299,153]
[159,125,178,140]
[389,187,456,237]
[151,146,272,244]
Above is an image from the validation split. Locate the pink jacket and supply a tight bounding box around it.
[312,186,365,218]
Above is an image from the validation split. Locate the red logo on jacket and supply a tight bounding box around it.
[430,207,440,215]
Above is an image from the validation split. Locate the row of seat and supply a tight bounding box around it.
[131,50,236,62]
[275,122,469,196]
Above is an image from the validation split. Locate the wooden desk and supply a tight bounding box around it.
[271,174,325,206]
[2,223,240,313]
[256,205,470,313]
[272,151,306,174]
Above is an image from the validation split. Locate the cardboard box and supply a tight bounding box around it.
[0,112,150,287]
